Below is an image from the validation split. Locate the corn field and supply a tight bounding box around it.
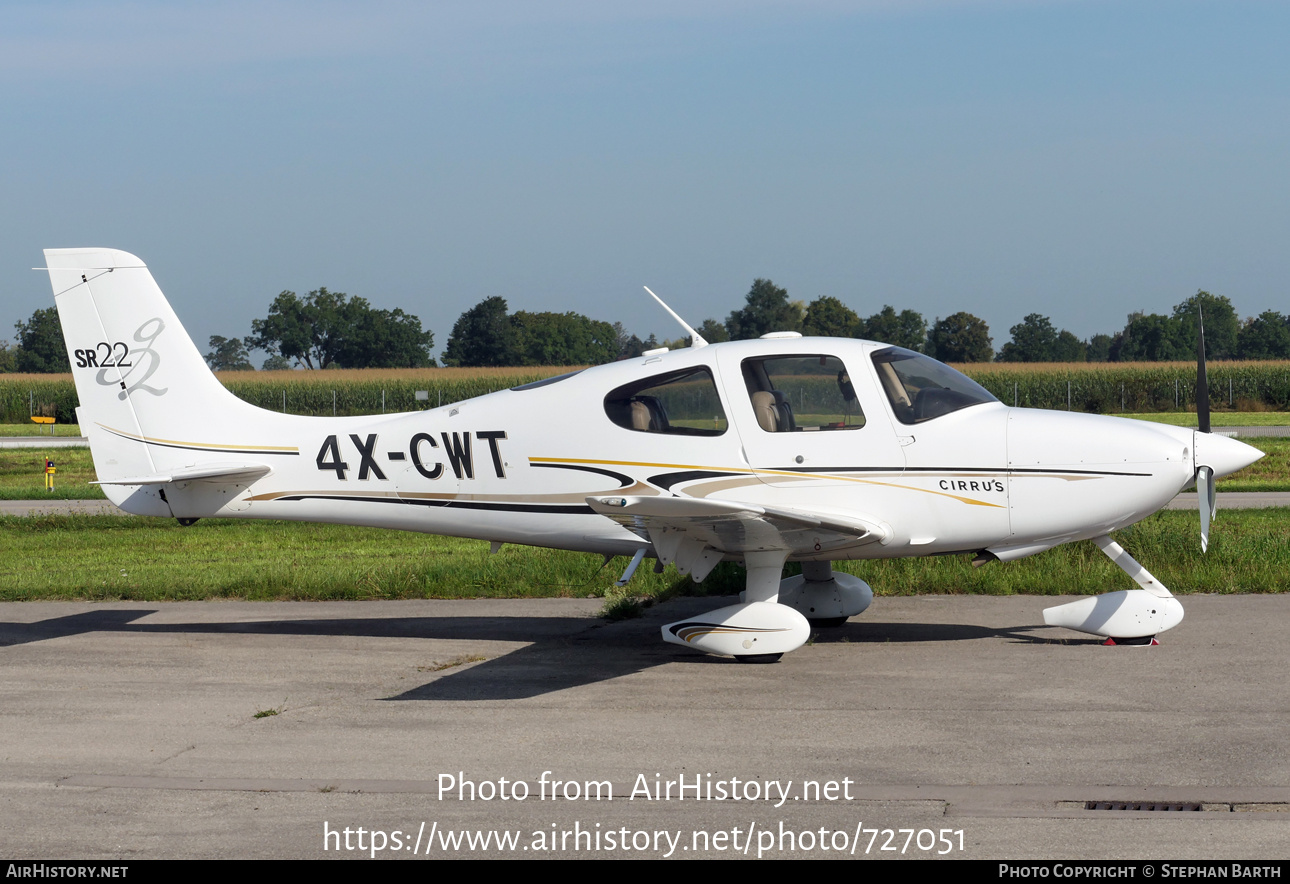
[2,361,1289,424]
[218,367,567,417]
[0,367,570,423]
[958,361,1290,414]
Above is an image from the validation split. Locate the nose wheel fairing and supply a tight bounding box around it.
[1043,590,1184,640]
[1043,535,1184,642]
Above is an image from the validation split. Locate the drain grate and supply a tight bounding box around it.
[1086,801,1203,811]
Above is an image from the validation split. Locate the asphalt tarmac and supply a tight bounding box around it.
[1,594,1287,860]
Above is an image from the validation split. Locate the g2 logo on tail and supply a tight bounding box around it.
[81,318,169,400]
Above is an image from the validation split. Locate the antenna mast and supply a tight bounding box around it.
[643,286,708,348]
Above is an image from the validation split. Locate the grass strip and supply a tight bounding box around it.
[2,509,1286,603]
[0,424,85,437]
[0,448,103,499]
[1125,412,1290,427]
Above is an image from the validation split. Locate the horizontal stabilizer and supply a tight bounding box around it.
[94,463,272,486]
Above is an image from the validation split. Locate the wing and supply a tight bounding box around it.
[586,495,889,582]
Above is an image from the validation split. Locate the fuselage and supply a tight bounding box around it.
[103,336,1204,564]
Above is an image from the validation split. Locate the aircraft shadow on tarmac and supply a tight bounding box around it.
[0,603,1077,701]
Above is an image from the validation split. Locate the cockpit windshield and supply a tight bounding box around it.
[871,347,997,425]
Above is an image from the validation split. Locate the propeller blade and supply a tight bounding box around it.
[1196,299,1210,434]
[1195,297,1214,553]
[1196,464,1215,553]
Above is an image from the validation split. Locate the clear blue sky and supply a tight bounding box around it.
[3,0,1287,362]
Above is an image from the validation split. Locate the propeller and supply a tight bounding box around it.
[1195,300,1214,552]
[1197,300,1210,435]
[1197,462,1215,552]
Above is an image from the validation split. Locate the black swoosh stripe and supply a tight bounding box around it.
[647,470,741,491]
[530,462,635,487]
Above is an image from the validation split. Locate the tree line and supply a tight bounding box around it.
[0,288,438,373]
[442,280,1290,366]
[4,279,1289,373]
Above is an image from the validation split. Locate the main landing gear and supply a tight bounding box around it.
[661,553,874,662]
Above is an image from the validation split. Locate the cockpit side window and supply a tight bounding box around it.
[870,347,997,424]
[740,355,866,432]
[604,367,728,436]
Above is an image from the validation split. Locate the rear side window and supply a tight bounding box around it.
[604,367,728,436]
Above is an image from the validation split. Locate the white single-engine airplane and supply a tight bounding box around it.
[44,248,1263,662]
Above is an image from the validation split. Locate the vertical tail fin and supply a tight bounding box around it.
[45,248,279,513]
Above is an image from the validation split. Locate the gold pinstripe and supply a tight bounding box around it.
[530,456,1008,508]
[98,423,300,453]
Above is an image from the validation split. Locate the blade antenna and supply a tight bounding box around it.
[643,286,708,348]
